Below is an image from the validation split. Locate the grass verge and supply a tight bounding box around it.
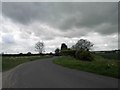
[53,55,119,78]
[2,55,53,72]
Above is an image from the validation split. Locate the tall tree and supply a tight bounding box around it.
[55,48,60,56]
[35,41,44,54]
[72,39,93,51]
[61,43,68,50]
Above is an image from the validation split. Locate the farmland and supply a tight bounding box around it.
[2,55,53,72]
[95,52,118,60]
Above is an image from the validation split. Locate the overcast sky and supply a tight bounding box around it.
[1,2,119,54]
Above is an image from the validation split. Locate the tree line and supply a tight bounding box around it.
[35,39,94,61]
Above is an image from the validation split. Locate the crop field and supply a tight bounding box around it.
[2,55,53,72]
[95,52,118,60]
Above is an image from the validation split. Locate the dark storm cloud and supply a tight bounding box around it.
[2,2,118,35]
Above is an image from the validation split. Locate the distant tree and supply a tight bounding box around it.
[50,52,53,55]
[61,43,68,50]
[55,48,60,56]
[35,41,44,54]
[72,39,93,51]
[27,52,32,55]
[71,45,76,50]
[19,53,23,56]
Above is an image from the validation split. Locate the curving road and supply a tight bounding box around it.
[3,57,118,88]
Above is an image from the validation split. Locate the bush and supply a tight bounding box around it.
[60,49,94,61]
[60,50,76,57]
[55,48,60,56]
[75,50,93,61]
[19,53,23,56]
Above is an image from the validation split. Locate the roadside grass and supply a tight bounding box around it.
[53,55,120,78]
[2,55,53,72]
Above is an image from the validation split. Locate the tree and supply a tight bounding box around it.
[72,39,93,51]
[61,43,68,50]
[19,53,23,55]
[35,41,44,54]
[27,52,32,55]
[55,48,60,56]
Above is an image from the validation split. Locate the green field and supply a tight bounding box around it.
[2,55,53,72]
[53,55,120,78]
[95,53,118,60]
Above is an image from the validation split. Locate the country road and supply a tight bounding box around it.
[3,57,118,88]
[0,72,2,89]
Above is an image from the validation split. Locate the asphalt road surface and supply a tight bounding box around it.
[3,57,118,88]
[0,72,2,89]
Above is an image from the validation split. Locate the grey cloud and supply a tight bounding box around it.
[2,2,67,25]
[2,2,118,36]
[94,23,118,35]
[19,28,32,39]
